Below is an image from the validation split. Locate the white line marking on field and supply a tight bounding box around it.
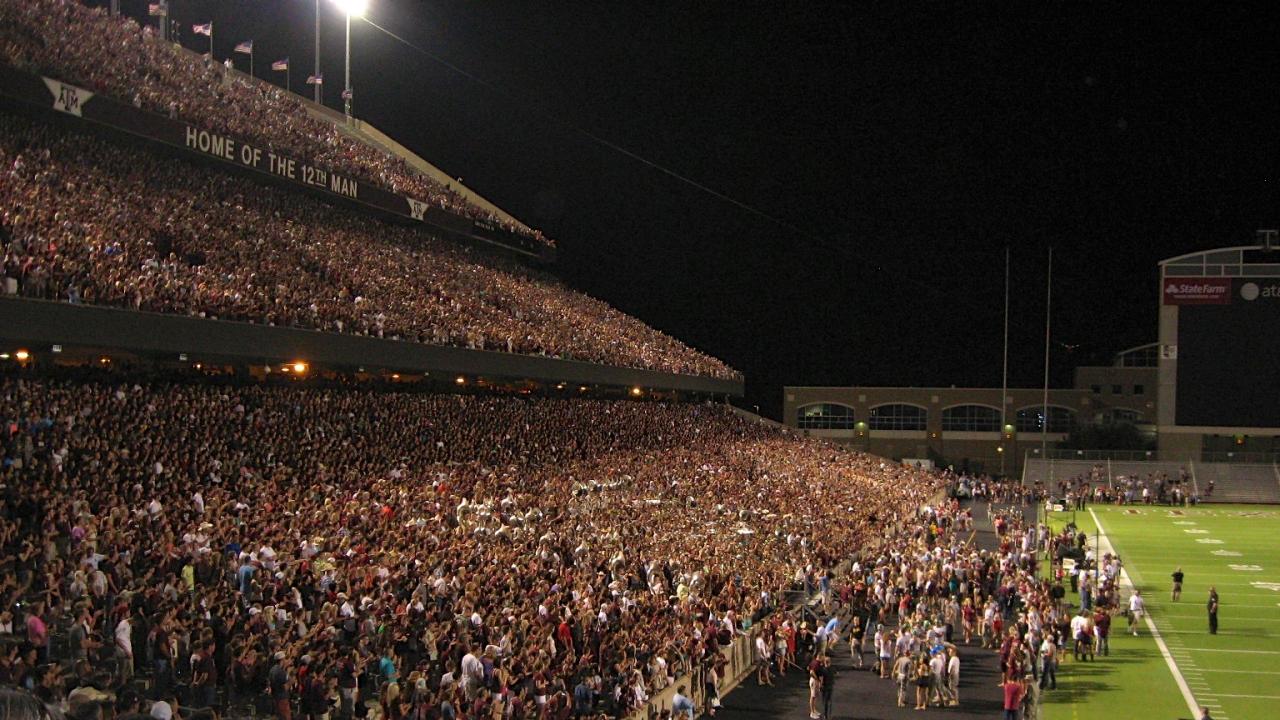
[1090,508,1200,719]
[1184,647,1280,654]
[1204,693,1280,699]
[1198,668,1280,675]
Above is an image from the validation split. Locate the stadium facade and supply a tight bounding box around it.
[784,245,1280,478]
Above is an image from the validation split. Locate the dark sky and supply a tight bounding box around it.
[115,1,1278,418]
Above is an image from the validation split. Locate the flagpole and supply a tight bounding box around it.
[250,49,254,79]
[209,24,214,59]
[1041,246,1053,461]
[1001,245,1010,479]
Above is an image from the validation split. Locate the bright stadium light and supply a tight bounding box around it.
[329,0,368,121]
[333,0,368,17]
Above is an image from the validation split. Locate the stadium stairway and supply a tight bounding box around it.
[1195,462,1280,504]
[1021,458,1280,504]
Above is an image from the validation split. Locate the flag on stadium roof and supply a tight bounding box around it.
[272,58,289,72]
[192,23,212,36]
[148,2,167,16]
[234,40,253,54]
[306,74,323,85]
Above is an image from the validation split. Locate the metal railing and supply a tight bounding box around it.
[1026,448,1159,462]
[1200,451,1280,464]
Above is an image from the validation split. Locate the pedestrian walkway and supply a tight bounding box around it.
[715,501,1022,720]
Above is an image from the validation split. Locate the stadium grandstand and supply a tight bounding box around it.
[2,4,1276,720]
[0,4,974,720]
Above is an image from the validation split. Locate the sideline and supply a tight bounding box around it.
[1088,508,1201,719]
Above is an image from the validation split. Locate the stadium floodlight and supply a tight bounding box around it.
[330,0,368,121]
[333,0,368,18]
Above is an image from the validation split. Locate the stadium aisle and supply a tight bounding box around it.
[715,501,1019,720]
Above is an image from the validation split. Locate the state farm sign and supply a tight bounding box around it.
[1162,278,1231,305]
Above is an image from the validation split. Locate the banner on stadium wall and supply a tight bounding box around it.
[1161,277,1231,305]
[1234,277,1280,304]
[1162,277,1280,306]
[0,65,551,261]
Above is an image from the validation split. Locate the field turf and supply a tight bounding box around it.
[1041,503,1280,720]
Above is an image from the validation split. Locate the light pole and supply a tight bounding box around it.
[314,0,321,105]
[333,0,368,122]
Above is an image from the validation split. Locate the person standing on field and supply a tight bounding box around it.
[1128,590,1145,636]
[1172,567,1184,601]
[1207,586,1219,635]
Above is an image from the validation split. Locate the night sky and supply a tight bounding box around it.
[108,1,1278,418]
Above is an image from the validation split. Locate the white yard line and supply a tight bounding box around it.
[1181,647,1280,654]
[1089,508,1201,719]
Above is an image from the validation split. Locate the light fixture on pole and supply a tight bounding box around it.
[332,0,368,121]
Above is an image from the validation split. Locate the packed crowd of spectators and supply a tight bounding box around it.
[0,368,940,719]
[0,113,739,380]
[0,0,551,248]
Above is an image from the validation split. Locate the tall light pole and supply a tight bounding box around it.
[333,0,368,122]
[314,0,322,105]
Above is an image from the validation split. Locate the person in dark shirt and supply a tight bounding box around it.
[191,640,218,709]
[1172,568,1185,601]
[819,655,835,719]
[269,653,292,720]
[1207,587,1219,635]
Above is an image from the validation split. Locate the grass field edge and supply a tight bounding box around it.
[1088,507,1202,719]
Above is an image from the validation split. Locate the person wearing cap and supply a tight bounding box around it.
[269,652,292,720]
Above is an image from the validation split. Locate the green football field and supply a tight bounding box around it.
[1040,503,1280,720]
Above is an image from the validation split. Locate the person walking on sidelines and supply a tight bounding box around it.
[1172,567,1185,601]
[892,650,913,708]
[1207,586,1219,635]
[945,647,961,706]
[819,654,835,719]
[1128,590,1146,636]
[808,663,821,719]
[1000,675,1026,720]
[1093,606,1111,657]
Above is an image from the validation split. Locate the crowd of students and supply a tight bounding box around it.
[0,113,738,380]
[0,367,941,719]
[0,0,551,249]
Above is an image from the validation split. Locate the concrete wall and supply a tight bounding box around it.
[782,386,1088,477]
[1072,366,1158,422]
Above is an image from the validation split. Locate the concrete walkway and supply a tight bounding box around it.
[715,501,1024,720]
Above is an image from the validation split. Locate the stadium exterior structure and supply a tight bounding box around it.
[784,245,1280,478]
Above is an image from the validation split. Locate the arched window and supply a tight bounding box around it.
[796,403,856,430]
[1016,406,1074,433]
[941,405,1001,432]
[868,404,927,431]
